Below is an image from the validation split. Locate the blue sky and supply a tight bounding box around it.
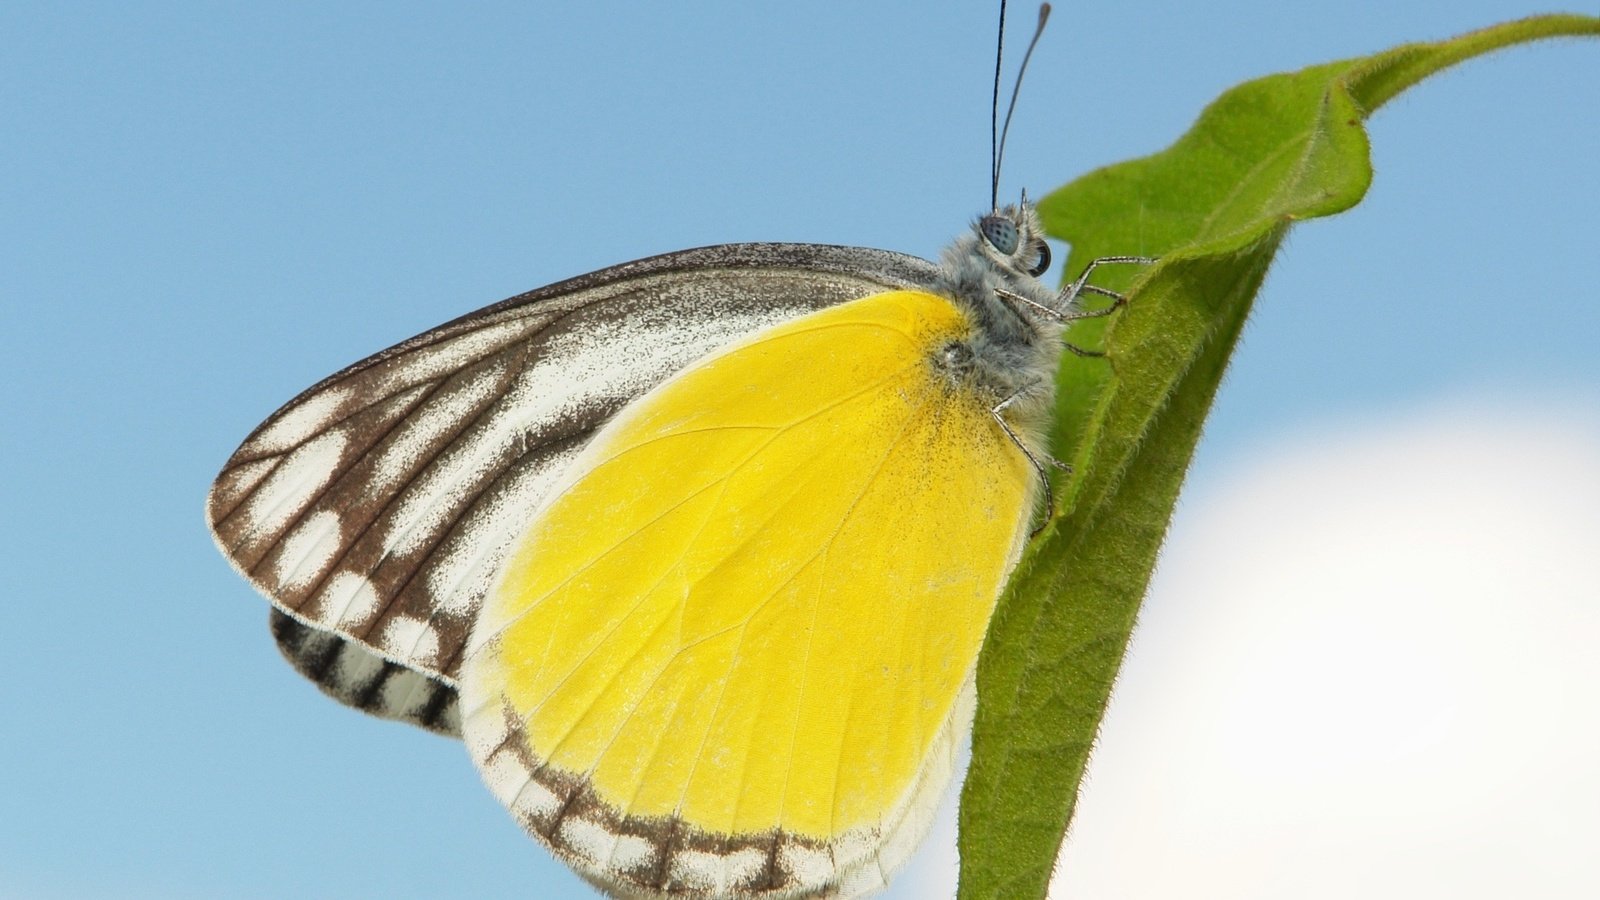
[3,2,1596,898]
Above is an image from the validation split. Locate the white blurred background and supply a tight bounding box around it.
[891,399,1600,898]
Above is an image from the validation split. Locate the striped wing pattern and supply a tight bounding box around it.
[207,244,941,735]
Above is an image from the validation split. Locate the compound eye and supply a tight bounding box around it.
[979,215,1020,254]
[1027,241,1051,277]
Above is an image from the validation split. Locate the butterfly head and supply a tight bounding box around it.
[931,198,1067,405]
[976,202,1051,282]
[937,198,1060,334]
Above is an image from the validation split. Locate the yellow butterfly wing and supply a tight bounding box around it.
[461,288,1036,897]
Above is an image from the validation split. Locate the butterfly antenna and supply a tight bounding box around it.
[993,3,1051,211]
[990,0,1008,212]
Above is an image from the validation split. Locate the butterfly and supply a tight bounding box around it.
[206,4,1148,897]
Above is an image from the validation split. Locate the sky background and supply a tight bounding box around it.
[3,1,1597,898]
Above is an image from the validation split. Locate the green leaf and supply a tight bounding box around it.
[957,15,1600,900]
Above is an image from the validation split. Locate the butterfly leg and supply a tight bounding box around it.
[1058,254,1157,355]
[991,391,1069,535]
[1059,254,1158,309]
[1060,285,1127,321]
